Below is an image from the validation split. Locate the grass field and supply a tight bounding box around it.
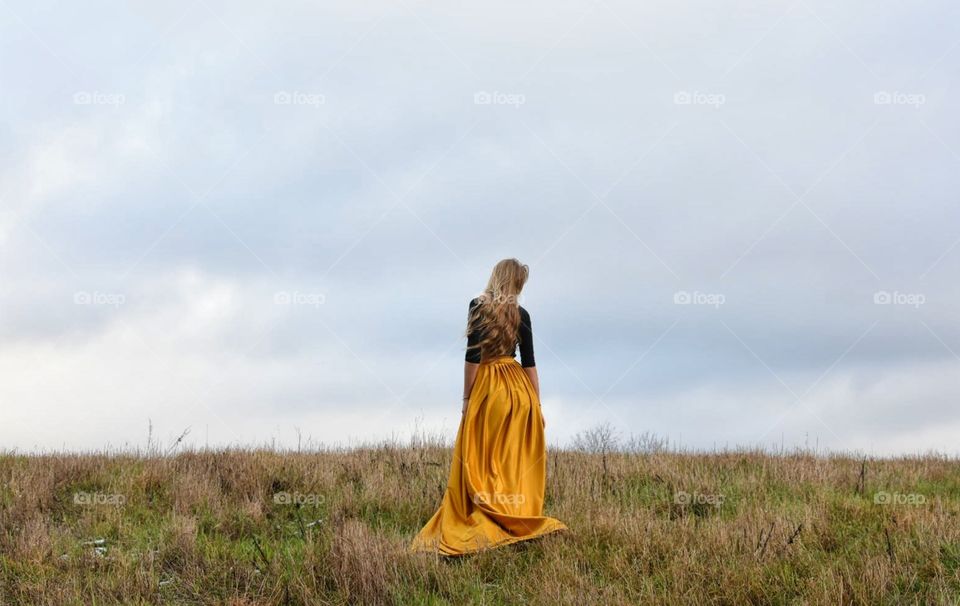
[2,430,959,605]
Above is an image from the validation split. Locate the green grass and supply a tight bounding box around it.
[1,445,959,605]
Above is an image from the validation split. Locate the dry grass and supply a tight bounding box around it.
[1,434,959,605]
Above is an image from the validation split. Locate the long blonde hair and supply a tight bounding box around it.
[467,258,530,359]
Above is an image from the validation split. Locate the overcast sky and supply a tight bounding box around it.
[1,1,959,454]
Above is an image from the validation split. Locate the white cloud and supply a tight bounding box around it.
[1,0,959,452]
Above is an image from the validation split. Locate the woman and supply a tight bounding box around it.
[410,258,567,555]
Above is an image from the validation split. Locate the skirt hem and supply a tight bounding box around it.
[410,522,568,557]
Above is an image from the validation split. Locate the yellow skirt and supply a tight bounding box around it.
[410,356,567,555]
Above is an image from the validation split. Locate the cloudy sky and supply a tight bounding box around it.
[1,1,958,454]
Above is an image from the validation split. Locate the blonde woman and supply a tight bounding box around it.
[411,258,567,555]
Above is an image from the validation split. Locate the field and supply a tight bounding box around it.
[1,431,959,605]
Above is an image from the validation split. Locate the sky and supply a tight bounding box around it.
[1,0,959,454]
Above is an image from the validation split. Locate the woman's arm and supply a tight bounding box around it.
[523,366,540,399]
[463,298,482,414]
[462,362,479,414]
[523,366,544,428]
[518,307,543,425]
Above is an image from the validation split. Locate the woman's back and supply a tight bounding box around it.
[465,297,535,367]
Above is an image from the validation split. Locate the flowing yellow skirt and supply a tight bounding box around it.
[410,356,567,555]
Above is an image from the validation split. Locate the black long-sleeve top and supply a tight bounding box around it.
[464,298,536,367]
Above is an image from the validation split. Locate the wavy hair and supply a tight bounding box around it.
[466,258,529,360]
